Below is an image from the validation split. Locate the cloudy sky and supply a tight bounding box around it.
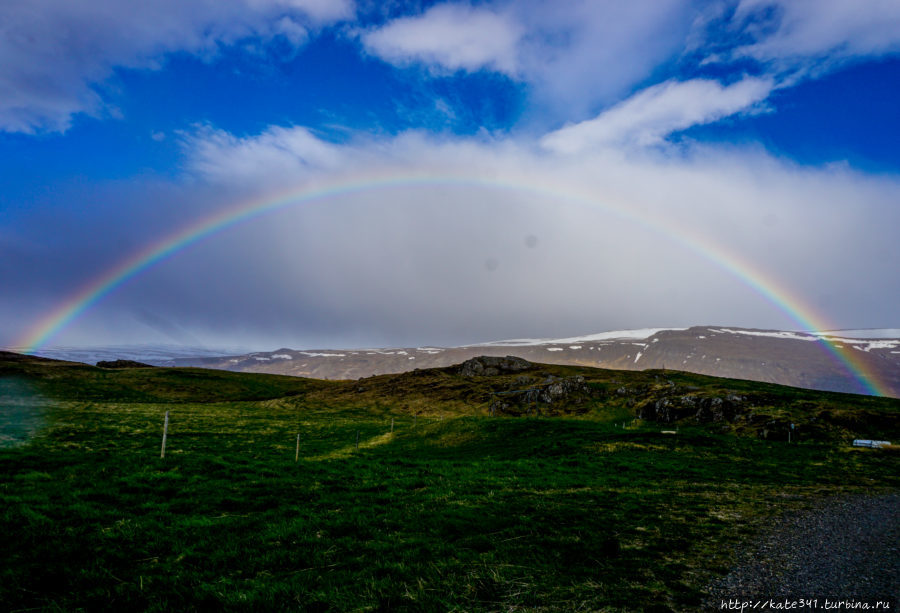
[2,0,899,351]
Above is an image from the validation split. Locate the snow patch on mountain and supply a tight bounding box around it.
[704,328,898,353]
[710,329,818,341]
[816,329,900,339]
[467,328,685,347]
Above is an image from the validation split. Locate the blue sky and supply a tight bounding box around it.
[2,0,899,350]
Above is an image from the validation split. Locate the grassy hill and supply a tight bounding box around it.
[1,352,897,611]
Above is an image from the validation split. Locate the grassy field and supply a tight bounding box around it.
[1,353,898,611]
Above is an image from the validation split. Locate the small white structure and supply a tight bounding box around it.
[852,439,892,448]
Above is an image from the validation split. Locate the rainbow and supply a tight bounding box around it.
[15,172,888,396]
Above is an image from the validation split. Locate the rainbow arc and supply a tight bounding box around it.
[16,172,888,397]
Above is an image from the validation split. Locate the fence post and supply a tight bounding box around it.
[391,417,394,433]
[160,411,169,459]
[295,433,300,462]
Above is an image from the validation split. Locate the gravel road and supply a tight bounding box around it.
[706,492,899,611]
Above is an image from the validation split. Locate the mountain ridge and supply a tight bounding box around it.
[146,325,900,398]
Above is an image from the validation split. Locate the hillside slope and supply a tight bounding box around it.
[4,351,898,443]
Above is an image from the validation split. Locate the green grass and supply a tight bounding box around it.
[1,354,898,611]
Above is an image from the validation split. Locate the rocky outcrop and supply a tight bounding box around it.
[636,393,746,424]
[490,374,594,415]
[525,375,591,404]
[96,360,154,369]
[458,356,533,377]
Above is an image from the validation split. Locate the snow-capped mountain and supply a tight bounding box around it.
[157,326,900,398]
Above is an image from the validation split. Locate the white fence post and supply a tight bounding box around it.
[160,411,169,459]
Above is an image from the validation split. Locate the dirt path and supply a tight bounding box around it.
[706,493,899,611]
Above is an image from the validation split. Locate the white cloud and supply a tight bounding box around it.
[7,115,900,349]
[0,0,354,133]
[361,1,900,127]
[361,0,696,120]
[514,0,695,118]
[541,77,773,154]
[721,0,900,77]
[360,4,523,75]
[183,124,346,185]
[272,16,309,47]
[67,119,879,349]
[6,0,900,137]
[276,0,355,23]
